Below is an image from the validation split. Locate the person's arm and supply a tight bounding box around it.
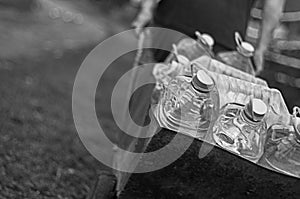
[132,0,160,35]
[254,0,286,75]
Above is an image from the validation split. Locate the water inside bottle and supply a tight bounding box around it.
[158,70,218,138]
[264,107,300,177]
[213,99,268,162]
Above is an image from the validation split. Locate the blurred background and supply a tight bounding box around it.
[247,0,300,110]
[0,0,137,198]
[0,0,299,198]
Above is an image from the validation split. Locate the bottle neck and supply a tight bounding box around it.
[191,80,210,94]
[240,109,262,126]
[190,72,214,93]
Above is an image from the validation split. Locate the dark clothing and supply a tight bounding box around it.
[149,23,229,62]
[154,0,255,51]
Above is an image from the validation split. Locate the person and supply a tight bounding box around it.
[247,0,300,110]
[133,0,286,72]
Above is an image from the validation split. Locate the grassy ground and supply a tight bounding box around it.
[0,42,137,199]
[0,1,136,198]
[0,49,100,198]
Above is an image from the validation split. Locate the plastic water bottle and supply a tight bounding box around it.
[158,70,218,137]
[264,107,300,177]
[213,98,268,162]
[217,32,255,75]
[175,31,214,60]
[165,31,214,63]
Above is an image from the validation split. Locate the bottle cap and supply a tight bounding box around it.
[191,70,214,92]
[201,34,214,47]
[235,32,254,57]
[244,98,267,122]
[171,60,179,68]
[241,42,255,53]
[177,55,190,66]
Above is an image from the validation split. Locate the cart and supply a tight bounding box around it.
[87,104,300,199]
[86,72,300,198]
[86,32,300,199]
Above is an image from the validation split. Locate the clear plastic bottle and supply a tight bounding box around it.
[213,98,268,162]
[264,107,300,177]
[217,32,255,75]
[158,70,218,137]
[165,31,215,63]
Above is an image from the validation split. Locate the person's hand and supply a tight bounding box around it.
[132,12,152,36]
[253,48,265,76]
